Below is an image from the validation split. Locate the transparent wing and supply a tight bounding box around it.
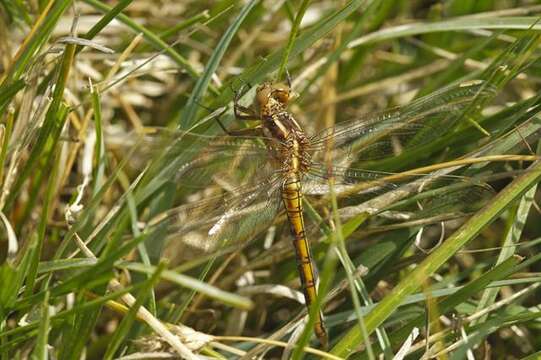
[131,128,285,189]
[309,81,497,163]
[146,173,283,255]
[302,162,494,222]
[115,128,288,258]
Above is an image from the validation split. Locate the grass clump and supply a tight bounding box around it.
[1,1,541,359]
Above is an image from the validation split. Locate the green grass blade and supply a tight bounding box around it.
[15,232,149,311]
[30,291,50,360]
[277,0,311,81]
[180,0,258,128]
[23,146,60,298]
[388,255,523,347]
[207,0,366,114]
[0,79,25,112]
[331,161,541,357]
[349,16,541,48]
[4,42,76,211]
[158,10,210,39]
[121,262,254,310]
[82,0,133,41]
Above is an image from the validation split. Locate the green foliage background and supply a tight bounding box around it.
[1,1,541,359]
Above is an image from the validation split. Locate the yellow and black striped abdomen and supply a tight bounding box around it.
[282,173,328,347]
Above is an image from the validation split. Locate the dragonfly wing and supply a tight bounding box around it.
[309,81,497,163]
[127,128,284,189]
[303,162,494,221]
[147,174,283,255]
[303,162,400,196]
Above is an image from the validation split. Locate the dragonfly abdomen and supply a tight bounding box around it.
[281,173,328,347]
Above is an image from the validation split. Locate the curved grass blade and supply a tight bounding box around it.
[180,0,259,129]
[121,262,253,311]
[349,16,541,48]
[277,0,311,81]
[470,143,540,326]
[331,160,541,357]
[0,79,25,112]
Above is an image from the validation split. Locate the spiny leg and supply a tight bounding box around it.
[214,107,263,137]
[191,99,233,134]
[285,68,293,90]
[210,82,263,136]
[232,82,259,121]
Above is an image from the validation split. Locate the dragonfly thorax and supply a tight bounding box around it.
[255,83,311,175]
[275,129,312,176]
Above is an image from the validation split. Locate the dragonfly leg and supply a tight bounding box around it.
[214,111,263,136]
[231,81,253,104]
[234,105,258,121]
[214,114,231,135]
[213,83,262,135]
[191,99,234,135]
[208,89,259,135]
[232,83,259,121]
[193,99,212,113]
[223,126,264,137]
[284,68,298,101]
[234,78,253,96]
[285,68,293,89]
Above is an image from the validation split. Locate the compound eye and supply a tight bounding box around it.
[273,88,290,104]
[256,86,272,106]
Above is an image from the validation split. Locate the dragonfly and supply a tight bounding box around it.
[139,78,496,348]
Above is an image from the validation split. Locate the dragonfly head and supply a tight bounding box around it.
[256,82,293,109]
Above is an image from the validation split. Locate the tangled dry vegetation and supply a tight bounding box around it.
[1,1,541,359]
